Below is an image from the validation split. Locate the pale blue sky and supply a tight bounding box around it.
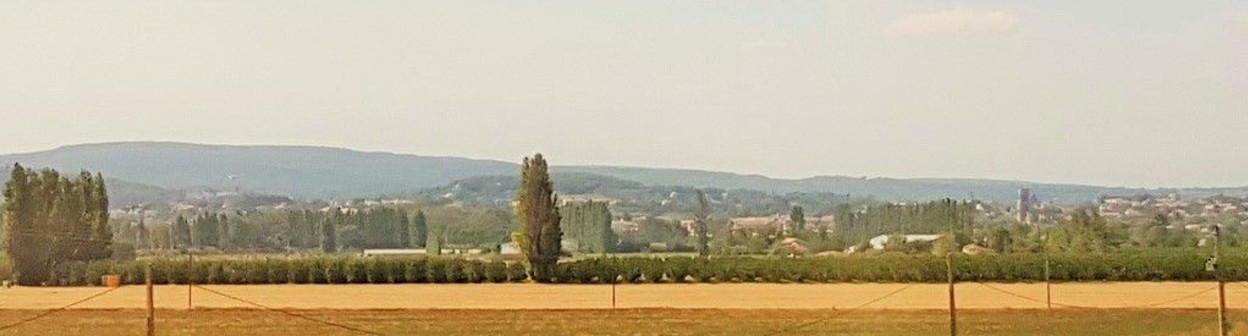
[1,1,1245,188]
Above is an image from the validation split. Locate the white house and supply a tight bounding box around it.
[868,234,942,250]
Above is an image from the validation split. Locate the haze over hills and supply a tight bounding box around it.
[0,142,516,199]
[2,142,1242,205]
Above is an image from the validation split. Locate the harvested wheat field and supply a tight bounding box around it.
[0,308,1247,336]
[1,282,1246,310]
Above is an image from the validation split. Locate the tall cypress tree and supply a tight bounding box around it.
[90,173,111,259]
[320,216,336,253]
[173,215,192,248]
[411,210,427,248]
[694,190,710,258]
[513,154,561,282]
[398,210,411,249]
[135,213,150,250]
[3,164,41,284]
[217,213,230,250]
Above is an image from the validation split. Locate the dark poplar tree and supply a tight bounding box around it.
[3,165,113,285]
[135,214,150,250]
[512,154,561,282]
[3,165,40,284]
[193,213,220,248]
[173,215,192,248]
[411,210,427,248]
[320,216,336,253]
[217,213,230,250]
[397,210,411,248]
[90,173,111,259]
[560,201,615,254]
[694,190,710,258]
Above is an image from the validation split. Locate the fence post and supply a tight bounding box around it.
[1045,255,1052,310]
[947,253,956,336]
[1214,225,1227,336]
[1218,279,1227,336]
[187,250,194,310]
[146,263,155,336]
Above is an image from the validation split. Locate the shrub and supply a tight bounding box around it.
[404,258,428,283]
[426,258,448,283]
[444,258,467,283]
[505,262,527,282]
[287,258,309,284]
[485,260,508,283]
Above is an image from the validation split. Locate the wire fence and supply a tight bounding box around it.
[0,286,119,332]
[976,282,1220,309]
[0,275,1245,335]
[191,285,391,336]
[763,283,918,336]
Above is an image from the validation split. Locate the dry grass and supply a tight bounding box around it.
[2,283,1247,335]
[1,282,1245,310]
[1,308,1247,336]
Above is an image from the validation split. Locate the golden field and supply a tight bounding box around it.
[0,308,1246,336]
[2,283,1248,335]
[1,282,1245,310]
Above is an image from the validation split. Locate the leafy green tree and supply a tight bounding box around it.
[427,224,444,256]
[1046,209,1115,254]
[512,154,561,282]
[789,206,806,233]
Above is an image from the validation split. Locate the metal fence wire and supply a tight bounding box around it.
[192,285,391,336]
[0,286,120,332]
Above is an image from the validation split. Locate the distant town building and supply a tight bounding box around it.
[1017,188,1033,224]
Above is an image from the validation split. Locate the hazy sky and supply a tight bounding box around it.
[1,1,1245,188]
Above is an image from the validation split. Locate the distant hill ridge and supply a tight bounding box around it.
[2,142,1243,203]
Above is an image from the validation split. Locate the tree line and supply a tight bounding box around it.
[115,208,434,253]
[833,199,977,248]
[561,200,615,254]
[2,165,112,285]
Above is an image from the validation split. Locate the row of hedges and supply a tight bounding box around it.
[62,257,526,286]
[557,251,1248,283]
[53,249,1248,286]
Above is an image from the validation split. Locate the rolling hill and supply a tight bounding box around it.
[0,142,515,199]
[3,142,1239,204]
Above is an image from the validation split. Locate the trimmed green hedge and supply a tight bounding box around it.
[51,249,1248,286]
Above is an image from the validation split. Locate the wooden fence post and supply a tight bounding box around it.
[947,253,956,336]
[146,264,155,336]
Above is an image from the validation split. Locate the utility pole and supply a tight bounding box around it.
[146,264,155,336]
[947,253,957,336]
